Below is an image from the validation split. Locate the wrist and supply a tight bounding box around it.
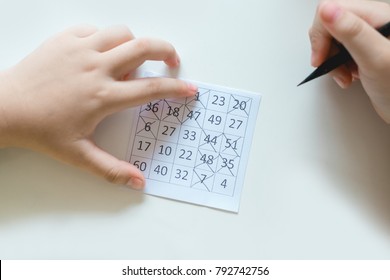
[0,70,16,148]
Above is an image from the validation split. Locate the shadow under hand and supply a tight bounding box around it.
[316,80,390,234]
[0,110,144,225]
[0,149,143,225]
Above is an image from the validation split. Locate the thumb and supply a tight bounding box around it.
[319,1,389,69]
[74,140,145,190]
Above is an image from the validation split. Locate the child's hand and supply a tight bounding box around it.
[0,25,197,189]
[309,0,390,123]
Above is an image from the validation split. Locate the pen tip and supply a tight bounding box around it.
[297,69,320,87]
[297,79,307,87]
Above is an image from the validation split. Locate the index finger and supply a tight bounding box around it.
[309,6,333,67]
[104,77,198,113]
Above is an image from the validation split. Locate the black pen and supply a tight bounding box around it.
[298,21,390,86]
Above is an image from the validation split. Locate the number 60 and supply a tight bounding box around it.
[133,160,147,171]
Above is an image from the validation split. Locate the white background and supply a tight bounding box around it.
[1,0,390,259]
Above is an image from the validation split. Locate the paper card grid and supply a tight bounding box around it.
[126,73,261,212]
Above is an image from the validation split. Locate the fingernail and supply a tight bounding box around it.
[352,75,359,82]
[333,76,347,89]
[311,52,319,67]
[187,83,198,95]
[127,177,144,190]
[352,71,360,81]
[321,2,343,24]
[311,52,316,67]
[176,56,181,65]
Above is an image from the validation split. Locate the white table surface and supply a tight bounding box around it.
[1,0,390,259]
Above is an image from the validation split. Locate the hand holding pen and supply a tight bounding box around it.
[304,0,390,123]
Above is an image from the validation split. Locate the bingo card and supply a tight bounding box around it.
[126,73,261,212]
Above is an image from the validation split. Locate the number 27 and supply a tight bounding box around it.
[229,118,243,129]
